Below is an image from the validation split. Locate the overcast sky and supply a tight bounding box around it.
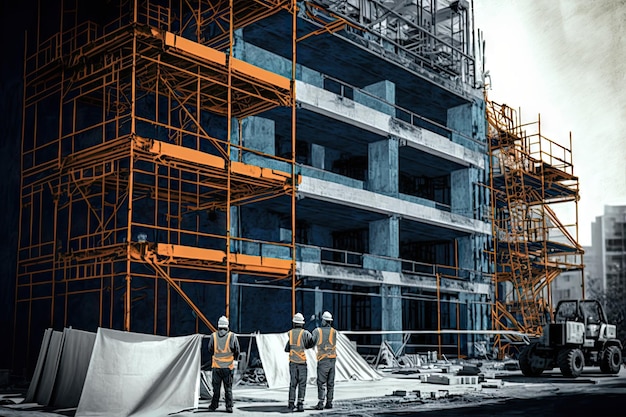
[474,0,626,246]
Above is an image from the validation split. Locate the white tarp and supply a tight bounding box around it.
[50,328,96,408]
[24,329,68,407]
[24,328,97,408]
[75,328,203,417]
[255,331,382,389]
[24,328,55,405]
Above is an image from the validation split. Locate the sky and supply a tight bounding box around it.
[473,0,626,246]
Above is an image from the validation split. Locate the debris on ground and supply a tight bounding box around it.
[238,358,268,386]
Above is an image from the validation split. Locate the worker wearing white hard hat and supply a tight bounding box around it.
[312,311,337,410]
[284,312,315,412]
[207,316,240,413]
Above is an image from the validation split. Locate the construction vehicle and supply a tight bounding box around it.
[519,299,623,378]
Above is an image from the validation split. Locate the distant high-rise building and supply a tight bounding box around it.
[588,205,626,297]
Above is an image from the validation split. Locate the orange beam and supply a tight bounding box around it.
[148,139,225,170]
[156,243,226,263]
[231,57,290,90]
[230,253,292,275]
[163,31,226,66]
[155,244,291,275]
[231,161,291,182]
[162,30,290,91]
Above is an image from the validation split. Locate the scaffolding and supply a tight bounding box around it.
[15,0,297,373]
[487,99,584,357]
[14,0,490,371]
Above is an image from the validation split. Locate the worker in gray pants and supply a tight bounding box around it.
[207,316,240,413]
[284,312,315,412]
[312,311,337,410]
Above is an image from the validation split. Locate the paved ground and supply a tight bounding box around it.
[1,365,625,416]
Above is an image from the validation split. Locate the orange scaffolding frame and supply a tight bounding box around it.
[15,0,298,373]
[486,99,584,357]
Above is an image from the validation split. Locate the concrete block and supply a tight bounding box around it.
[426,374,479,385]
[481,379,504,388]
[429,390,449,399]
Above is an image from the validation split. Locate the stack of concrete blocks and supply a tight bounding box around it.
[426,374,480,385]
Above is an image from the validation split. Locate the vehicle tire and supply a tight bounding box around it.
[519,343,544,377]
[558,348,584,378]
[599,345,622,374]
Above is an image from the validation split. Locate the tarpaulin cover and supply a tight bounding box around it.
[24,328,100,408]
[51,328,96,408]
[255,331,382,389]
[26,329,65,406]
[75,328,203,417]
[24,328,55,404]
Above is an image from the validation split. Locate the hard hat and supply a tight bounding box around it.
[292,312,305,324]
[218,316,229,328]
[322,311,333,322]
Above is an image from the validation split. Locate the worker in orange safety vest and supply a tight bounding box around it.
[207,316,240,413]
[284,312,315,412]
[312,311,337,410]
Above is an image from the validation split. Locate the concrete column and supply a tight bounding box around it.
[368,138,398,195]
[233,29,244,59]
[459,292,490,357]
[229,273,240,332]
[229,203,241,332]
[381,284,402,354]
[451,169,471,216]
[241,116,275,156]
[230,206,240,252]
[447,99,485,152]
[311,143,325,169]
[314,286,324,325]
[354,80,396,116]
[369,216,399,258]
[451,167,487,275]
[230,118,240,161]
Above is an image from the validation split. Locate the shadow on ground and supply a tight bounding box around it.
[379,393,624,416]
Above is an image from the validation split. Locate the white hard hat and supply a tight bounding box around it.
[322,311,333,321]
[218,316,229,328]
[292,312,305,324]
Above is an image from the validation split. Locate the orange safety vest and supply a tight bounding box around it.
[315,327,337,360]
[212,332,234,369]
[289,328,307,364]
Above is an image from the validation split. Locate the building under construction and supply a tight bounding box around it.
[13,0,581,374]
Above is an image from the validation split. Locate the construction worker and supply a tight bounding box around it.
[284,312,315,412]
[207,316,240,413]
[312,311,337,410]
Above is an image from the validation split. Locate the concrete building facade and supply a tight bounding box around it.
[261,0,493,356]
[12,0,493,374]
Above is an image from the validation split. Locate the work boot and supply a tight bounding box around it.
[226,407,233,413]
[324,402,333,409]
[314,401,324,410]
[296,403,305,412]
[287,403,296,412]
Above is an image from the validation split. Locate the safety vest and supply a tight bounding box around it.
[212,332,234,369]
[315,327,337,360]
[289,328,306,364]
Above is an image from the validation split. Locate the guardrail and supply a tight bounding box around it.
[322,74,486,149]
